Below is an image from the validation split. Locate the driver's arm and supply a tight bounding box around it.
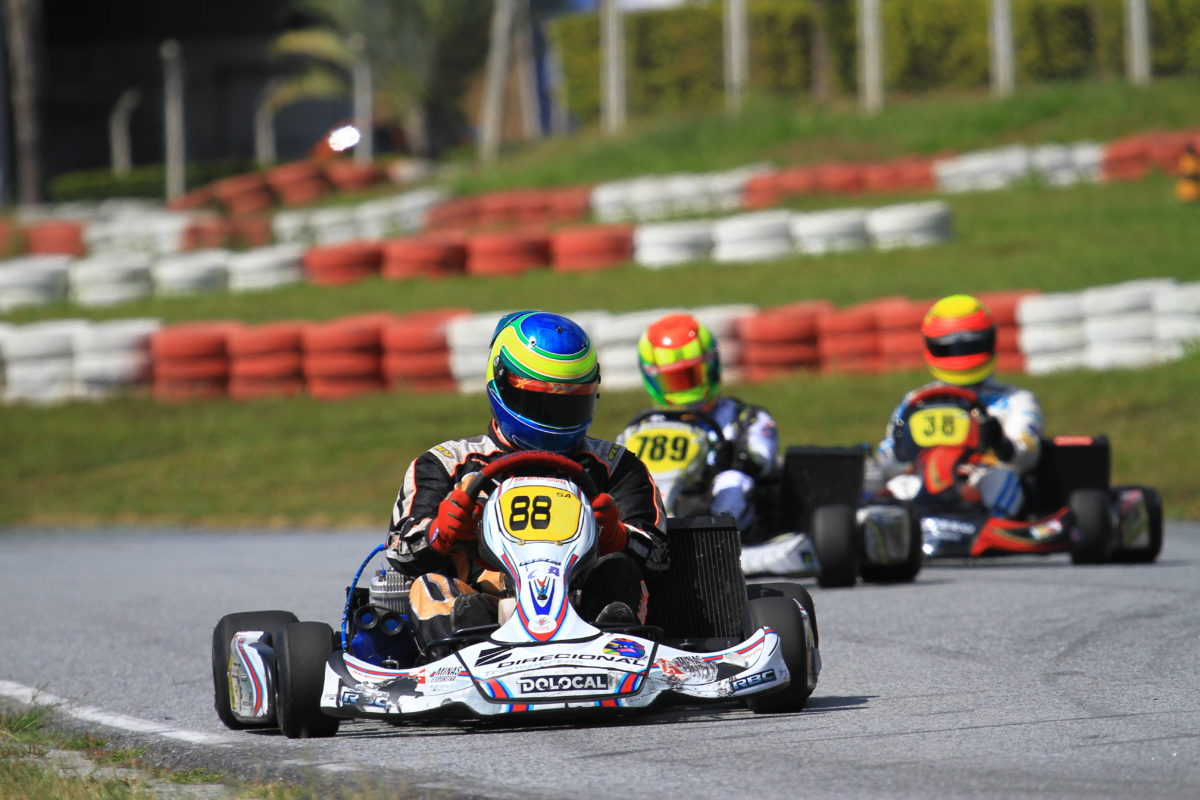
[874,396,913,480]
[988,389,1044,473]
[386,449,459,576]
[599,448,669,571]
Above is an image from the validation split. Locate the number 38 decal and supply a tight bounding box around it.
[498,486,583,543]
[909,407,972,448]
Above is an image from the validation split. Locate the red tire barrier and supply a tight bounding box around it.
[741,341,820,367]
[426,197,480,230]
[817,332,878,359]
[390,377,458,394]
[229,377,306,400]
[814,163,865,195]
[230,215,275,249]
[735,300,832,344]
[383,350,452,380]
[24,220,86,256]
[466,231,550,277]
[230,352,304,380]
[152,322,242,359]
[743,173,782,210]
[873,300,929,331]
[550,225,633,273]
[547,186,593,224]
[182,217,235,250]
[975,289,1037,327]
[1103,135,1153,182]
[876,330,924,357]
[266,161,330,207]
[303,313,389,353]
[382,309,468,353]
[303,241,384,286]
[304,351,382,379]
[381,236,467,279]
[154,357,230,381]
[861,162,906,194]
[167,186,214,212]
[323,159,384,192]
[898,158,937,191]
[227,321,307,357]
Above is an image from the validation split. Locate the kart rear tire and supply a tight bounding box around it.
[274,621,340,739]
[1069,488,1115,565]
[212,610,298,730]
[859,507,922,584]
[1111,485,1164,564]
[747,581,818,648]
[813,504,859,588]
[745,596,813,714]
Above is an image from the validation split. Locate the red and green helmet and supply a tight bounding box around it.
[637,313,721,407]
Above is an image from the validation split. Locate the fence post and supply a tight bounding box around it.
[857,0,883,113]
[989,0,1015,97]
[108,88,141,177]
[1125,0,1152,86]
[348,33,373,163]
[159,39,185,202]
[724,0,749,115]
[600,0,626,136]
[479,0,515,165]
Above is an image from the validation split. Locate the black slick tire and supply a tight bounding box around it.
[745,596,813,714]
[1069,488,1115,565]
[746,581,818,648]
[274,621,340,739]
[859,506,922,584]
[813,504,859,588]
[212,610,298,730]
[1111,485,1164,564]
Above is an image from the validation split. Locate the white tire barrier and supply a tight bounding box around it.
[634,221,714,268]
[308,207,360,245]
[152,250,230,296]
[712,211,794,263]
[69,253,154,307]
[228,244,305,293]
[935,145,1031,193]
[865,201,953,250]
[1082,312,1156,343]
[791,209,869,255]
[1018,321,1085,355]
[1016,291,1084,326]
[1081,278,1176,316]
[272,210,313,245]
[1,319,90,404]
[0,255,72,311]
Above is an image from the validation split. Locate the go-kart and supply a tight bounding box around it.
[868,385,1164,565]
[212,451,820,738]
[620,408,920,587]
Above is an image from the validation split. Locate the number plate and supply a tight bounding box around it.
[909,407,972,448]
[498,485,583,543]
[626,425,705,474]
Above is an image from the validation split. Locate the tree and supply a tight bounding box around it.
[4,0,43,204]
[271,0,492,158]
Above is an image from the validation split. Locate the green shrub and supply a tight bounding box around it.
[49,160,254,203]
[549,0,1200,122]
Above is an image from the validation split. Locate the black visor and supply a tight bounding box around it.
[925,328,995,359]
[497,369,597,429]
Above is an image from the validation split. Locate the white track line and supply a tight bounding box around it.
[0,679,235,746]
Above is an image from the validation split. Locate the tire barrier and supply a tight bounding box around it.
[465,232,550,277]
[302,313,391,399]
[227,321,308,399]
[152,250,230,296]
[69,253,155,308]
[75,318,160,400]
[382,235,467,280]
[0,255,72,312]
[2,319,89,404]
[302,241,384,286]
[150,321,241,401]
[549,225,634,273]
[228,244,305,293]
[382,308,469,394]
[712,211,794,264]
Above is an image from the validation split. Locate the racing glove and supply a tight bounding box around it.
[430,487,480,555]
[591,493,627,555]
[979,415,1016,462]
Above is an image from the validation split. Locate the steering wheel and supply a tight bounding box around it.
[461,451,600,516]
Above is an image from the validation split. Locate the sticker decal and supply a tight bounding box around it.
[516,673,610,694]
[499,486,582,543]
[730,669,777,692]
[603,638,646,658]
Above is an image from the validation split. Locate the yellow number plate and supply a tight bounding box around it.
[910,407,972,448]
[498,486,582,543]
[627,426,704,474]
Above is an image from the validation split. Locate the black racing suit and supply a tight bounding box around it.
[385,421,668,651]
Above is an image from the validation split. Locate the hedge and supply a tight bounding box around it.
[49,160,254,203]
[549,0,1200,122]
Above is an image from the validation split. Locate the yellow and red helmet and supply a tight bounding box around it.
[637,313,721,406]
[921,295,996,385]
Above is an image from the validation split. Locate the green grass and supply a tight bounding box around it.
[3,79,1199,527]
[447,77,1200,195]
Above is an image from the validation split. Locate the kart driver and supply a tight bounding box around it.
[873,294,1044,518]
[385,310,667,655]
[616,313,805,576]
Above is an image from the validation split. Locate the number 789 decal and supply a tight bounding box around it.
[498,486,584,543]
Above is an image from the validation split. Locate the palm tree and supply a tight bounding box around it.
[270,0,492,158]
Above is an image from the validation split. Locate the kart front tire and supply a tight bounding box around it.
[274,621,340,739]
[859,506,922,584]
[813,504,859,588]
[212,610,298,730]
[1069,488,1115,565]
[745,596,813,714]
[747,581,818,648]
[1111,485,1164,564]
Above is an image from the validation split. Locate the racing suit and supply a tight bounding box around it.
[386,421,667,653]
[618,396,778,538]
[874,377,1044,518]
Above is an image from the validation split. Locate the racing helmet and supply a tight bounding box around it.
[486,311,600,453]
[921,294,996,385]
[637,313,721,406]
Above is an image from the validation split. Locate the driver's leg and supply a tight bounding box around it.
[575,553,648,624]
[409,573,495,657]
[970,466,1025,518]
[711,469,755,531]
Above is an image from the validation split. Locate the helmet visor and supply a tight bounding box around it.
[925,328,995,359]
[498,371,597,430]
[643,355,707,394]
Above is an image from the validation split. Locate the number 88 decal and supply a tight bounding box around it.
[499,486,583,542]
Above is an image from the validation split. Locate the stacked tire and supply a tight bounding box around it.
[1080,279,1177,371]
[865,202,952,250]
[817,300,889,374]
[382,309,468,393]
[151,322,242,401]
[266,162,329,207]
[152,250,230,296]
[975,290,1031,373]
[0,255,72,311]
[1017,291,1087,375]
[24,220,87,256]
[381,235,466,280]
[791,209,870,255]
[465,231,549,278]
[549,225,633,273]
[302,241,383,286]
[873,299,929,372]
[75,318,160,399]
[2,320,88,404]
[633,221,713,269]
[736,301,830,382]
[302,313,390,399]
[1153,280,1200,359]
[228,244,305,293]
[228,321,308,399]
[712,211,793,263]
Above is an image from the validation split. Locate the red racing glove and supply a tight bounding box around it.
[430,487,480,555]
[591,493,627,555]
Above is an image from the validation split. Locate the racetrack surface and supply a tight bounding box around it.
[2,524,1198,800]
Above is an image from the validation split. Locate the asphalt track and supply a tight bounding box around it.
[2,524,1198,800]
